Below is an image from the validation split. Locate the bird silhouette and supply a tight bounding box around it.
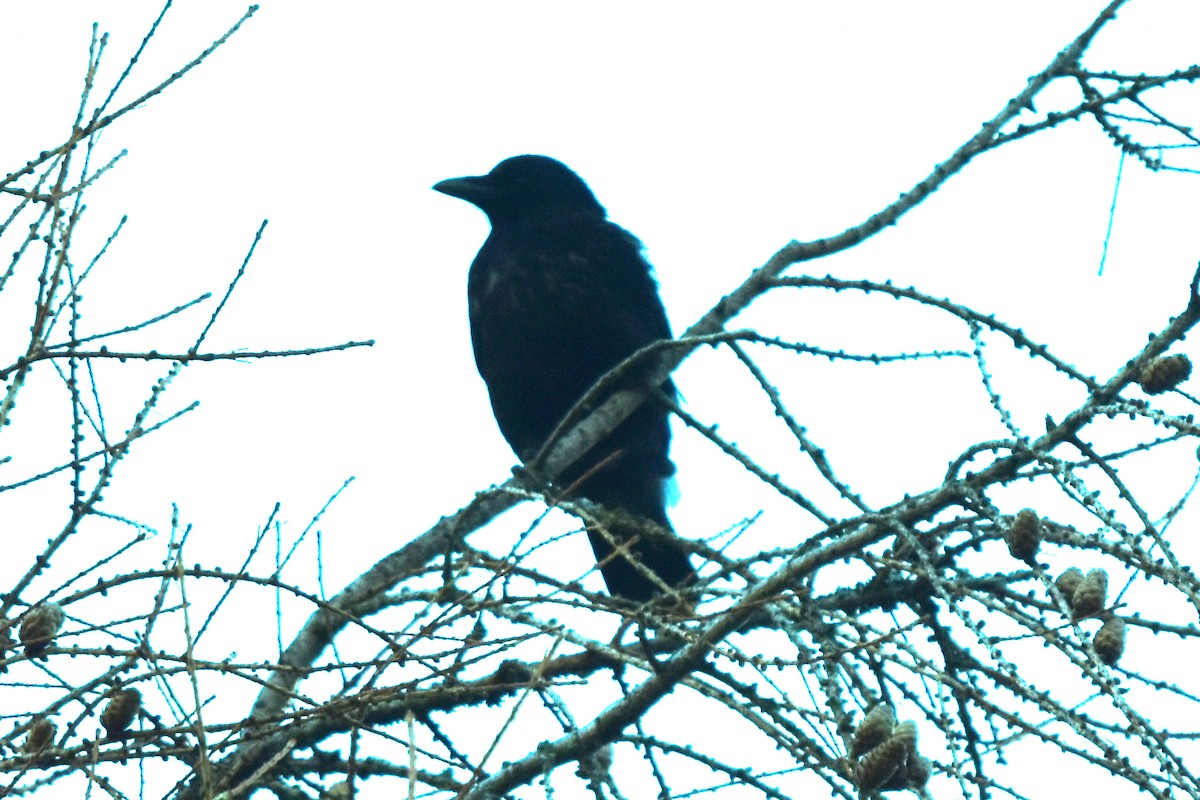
[434,155,695,602]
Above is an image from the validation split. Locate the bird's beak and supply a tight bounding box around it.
[432,175,491,204]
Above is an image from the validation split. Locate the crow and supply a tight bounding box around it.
[434,155,695,602]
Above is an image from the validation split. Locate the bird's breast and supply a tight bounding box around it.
[468,249,599,351]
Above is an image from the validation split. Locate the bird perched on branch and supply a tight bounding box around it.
[434,155,695,602]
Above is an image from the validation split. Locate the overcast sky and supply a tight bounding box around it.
[2,4,1199,794]
[4,0,1200,606]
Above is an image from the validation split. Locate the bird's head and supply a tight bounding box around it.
[433,155,606,224]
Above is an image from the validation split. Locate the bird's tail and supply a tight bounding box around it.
[568,457,696,603]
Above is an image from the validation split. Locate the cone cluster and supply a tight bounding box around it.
[1052,567,1126,665]
[851,706,931,794]
[1058,568,1108,620]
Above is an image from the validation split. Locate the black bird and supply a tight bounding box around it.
[434,155,695,602]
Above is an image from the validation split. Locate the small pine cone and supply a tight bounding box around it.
[100,688,142,738]
[1071,570,1108,619]
[20,603,64,658]
[1005,509,1042,563]
[905,755,933,789]
[1054,568,1085,611]
[1092,617,1127,666]
[850,705,895,758]
[879,722,921,791]
[856,733,909,794]
[1139,354,1191,395]
[22,718,55,755]
[890,720,918,756]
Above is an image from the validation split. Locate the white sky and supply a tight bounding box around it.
[2,2,1200,797]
